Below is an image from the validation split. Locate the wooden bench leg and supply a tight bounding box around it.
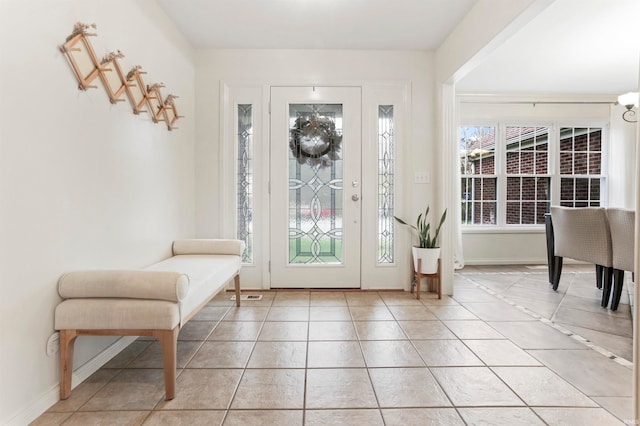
[415,259,422,300]
[59,330,78,400]
[154,327,179,400]
[234,273,241,307]
[436,258,441,299]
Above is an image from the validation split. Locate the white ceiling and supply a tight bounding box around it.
[457,0,640,95]
[156,0,477,50]
[157,0,640,95]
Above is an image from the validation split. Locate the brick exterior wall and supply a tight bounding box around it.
[559,131,602,175]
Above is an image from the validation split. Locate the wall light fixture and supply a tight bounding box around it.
[618,92,639,122]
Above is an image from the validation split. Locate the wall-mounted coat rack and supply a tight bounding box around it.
[59,22,182,131]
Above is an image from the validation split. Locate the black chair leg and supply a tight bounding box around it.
[611,269,625,311]
[544,213,555,285]
[552,256,563,291]
[595,265,604,289]
[601,267,614,308]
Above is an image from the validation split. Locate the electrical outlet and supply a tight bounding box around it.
[46,332,59,357]
[414,171,431,184]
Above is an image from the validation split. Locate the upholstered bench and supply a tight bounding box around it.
[54,239,244,400]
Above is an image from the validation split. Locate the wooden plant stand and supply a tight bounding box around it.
[412,258,441,300]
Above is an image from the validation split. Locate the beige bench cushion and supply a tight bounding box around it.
[58,270,189,302]
[145,254,241,323]
[55,299,180,330]
[173,239,245,256]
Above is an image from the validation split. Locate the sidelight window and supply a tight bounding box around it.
[377,105,395,263]
[237,104,254,262]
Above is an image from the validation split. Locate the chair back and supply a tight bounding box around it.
[607,208,635,272]
[550,206,612,267]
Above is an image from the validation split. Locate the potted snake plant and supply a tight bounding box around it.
[394,206,447,274]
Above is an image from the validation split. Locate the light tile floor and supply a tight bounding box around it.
[33,266,633,425]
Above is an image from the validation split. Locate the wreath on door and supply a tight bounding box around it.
[289,115,342,167]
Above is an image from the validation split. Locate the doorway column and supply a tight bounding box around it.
[633,61,640,424]
[440,82,457,296]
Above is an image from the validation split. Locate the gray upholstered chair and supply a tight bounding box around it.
[606,208,635,311]
[548,207,613,305]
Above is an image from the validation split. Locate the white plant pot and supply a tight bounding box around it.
[412,246,441,274]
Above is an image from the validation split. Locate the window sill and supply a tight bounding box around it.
[462,226,545,235]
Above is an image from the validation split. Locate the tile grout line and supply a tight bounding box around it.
[460,274,633,369]
[223,297,272,417]
[445,278,627,423]
[302,293,312,423]
[349,294,385,417]
[548,272,572,322]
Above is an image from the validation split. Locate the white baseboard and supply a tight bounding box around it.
[71,336,138,387]
[461,257,589,266]
[462,257,547,266]
[6,336,137,426]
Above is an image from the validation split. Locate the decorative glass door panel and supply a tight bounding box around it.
[289,104,344,264]
[271,87,361,288]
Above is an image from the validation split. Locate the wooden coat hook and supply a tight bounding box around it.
[60,22,183,131]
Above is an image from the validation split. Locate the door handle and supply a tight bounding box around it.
[352,194,360,201]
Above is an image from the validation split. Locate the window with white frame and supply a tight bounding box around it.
[559,127,603,207]
[460,126,497,225]
[459,124,605,227]
[505,126,550,225]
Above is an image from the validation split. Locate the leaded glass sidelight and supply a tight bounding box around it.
[288,104,343,264]
[237,104,253,263]
[378,105,395,264]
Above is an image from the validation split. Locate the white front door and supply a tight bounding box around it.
[270,86,362,288]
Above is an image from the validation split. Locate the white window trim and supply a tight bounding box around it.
[460,125,499,227]
[500,123,551,226]
[551,124,609,207]
[460,120,609,232]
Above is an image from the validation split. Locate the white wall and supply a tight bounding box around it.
[433,0,553,290]
[0,1,195,423]
[609,103,638,209]
[458,97,630,265]
[435,0,549,83]
[194,50,437,282]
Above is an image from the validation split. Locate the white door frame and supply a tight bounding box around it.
[220,81,411,291]
[269,85,362,288]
